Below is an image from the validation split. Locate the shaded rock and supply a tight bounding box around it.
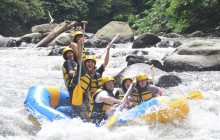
[157,40,182,48]
[132,32,161,48]
[126,55,149,66]
[84,38,108,48]
[93,21,134,43]
[48,32,73,46]
[114,63,167,87]
[187,31,205,37]
[163,33,183,38]
[48,46,63,56]
[0,35,7,47]
[16,33,43,46]
[163,40,220,71]
[157,41,170,48]
[156,75,182,88]
[146,60,164,70]
[173,41,182,48]
[31,23,59,33]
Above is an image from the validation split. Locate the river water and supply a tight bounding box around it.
[0,37,220,140]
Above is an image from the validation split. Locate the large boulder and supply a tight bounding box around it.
[114,63,167,87]
[0,35,7,47]
[163,40,220,71]
[132,32,161,48]
[84,38,108,48]
[16,33,43,46]
[48,32,73,46]
[156,75,182,88]
[31,23,59,33]
[0,35,16,47]
[93,21,134,43]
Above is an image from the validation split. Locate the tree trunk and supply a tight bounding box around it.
[36,20,77,47]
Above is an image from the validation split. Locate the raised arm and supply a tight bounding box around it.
[103,43,112,69]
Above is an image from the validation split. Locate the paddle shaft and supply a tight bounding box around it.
[100,34,119,57]
[106,83,133,127]
[77,22,87,84]
[114,83,133,113]
[150,65,155,85]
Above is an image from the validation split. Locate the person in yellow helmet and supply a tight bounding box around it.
[85,42,113,98]
[62,48,78,104]
[89,76,122,125]
[69,28,86,62]
[130,73,166,107]
[118,77,133,100]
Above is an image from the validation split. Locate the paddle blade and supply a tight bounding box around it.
[107,113,118,127]
[72,84,83,105]
[187,91,203,100]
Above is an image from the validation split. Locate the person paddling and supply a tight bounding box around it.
[89,77,122,126]
[129,73,166,108]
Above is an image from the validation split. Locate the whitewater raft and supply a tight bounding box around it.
[113,94,189,126]
[24,86,74,124]
[24,86,189,125]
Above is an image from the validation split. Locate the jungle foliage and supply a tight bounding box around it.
[0,0,219,36]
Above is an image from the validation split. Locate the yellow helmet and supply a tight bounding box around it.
[121,76,133,84]
[136,73,148,81]
[102,76,114,86]
[84,55,96,64]
[62,47,74,60]
[73,31,83,43]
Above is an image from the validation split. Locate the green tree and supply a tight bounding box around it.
[40,0,88,23]
[128,0,220,35]
[0,0,45,36]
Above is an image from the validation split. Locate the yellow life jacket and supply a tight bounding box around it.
[89,89,118,124]
[130,84,153,107]
[90,73,102,96]
[79,73,92,94]
[62,62,77,89]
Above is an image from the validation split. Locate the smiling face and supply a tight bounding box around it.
[85,60,96,72]
[75,34,82,43]
[65,51,74,60]
[124,79,132,90]
[138,79,147,88]
[105,80,114,92]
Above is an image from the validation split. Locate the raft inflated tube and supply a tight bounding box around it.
[24,86,73,123]
[115,94,189,126]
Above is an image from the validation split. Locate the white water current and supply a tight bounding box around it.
[0,37,220,140]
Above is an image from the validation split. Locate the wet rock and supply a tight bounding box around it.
[132,32,161,48]
[48,32,73,46]
[48,46,62,56]
[156,75,182,88]
[114,63,167,87]
[16,33,43,46]
[187,31,205,37]
[31,23,59,33]
[93,21,134,43]
[157,40,182,48]
[163,33,183,38]
[126,55,149,66]
[163,40,220,71]
[0,35,7,47]
[84,38,108,48]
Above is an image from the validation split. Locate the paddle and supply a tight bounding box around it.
[96,34,120,61]
[187,90,203,100]
[106,83,133,127]
[72,21,88,106]
[150,64,155,85]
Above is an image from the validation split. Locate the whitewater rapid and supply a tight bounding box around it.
[0,37,220,140]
